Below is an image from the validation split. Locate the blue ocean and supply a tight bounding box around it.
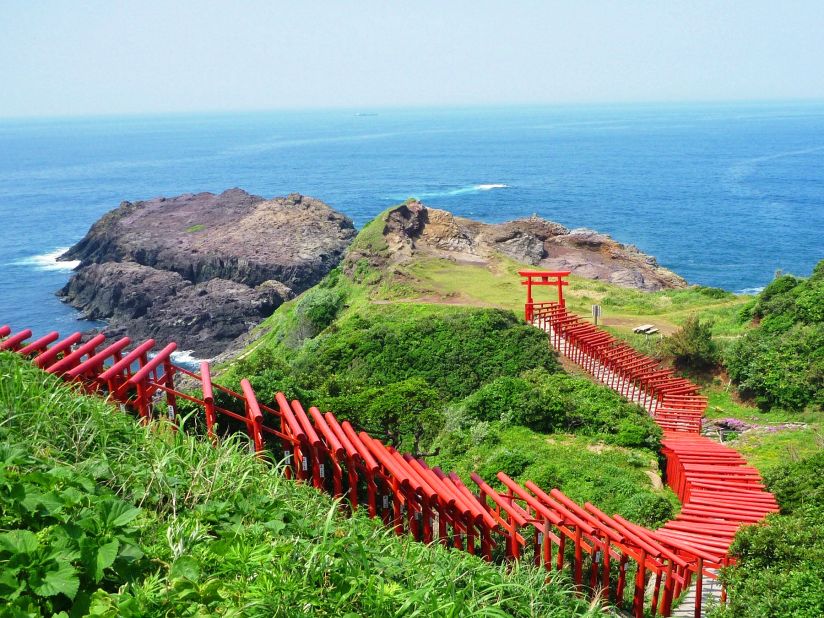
[1,102,822,339]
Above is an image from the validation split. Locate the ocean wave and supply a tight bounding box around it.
[12,247,80,272]
[171,350,208,366]
[388,183,509,200]
[723,145,824,197]
[737,286,765,295]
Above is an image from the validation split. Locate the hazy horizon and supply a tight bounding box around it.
[2,1,823,119]
[3,98,824,124]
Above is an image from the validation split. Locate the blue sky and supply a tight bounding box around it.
[1,1,822,117]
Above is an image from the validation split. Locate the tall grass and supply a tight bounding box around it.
[0,352,602,617]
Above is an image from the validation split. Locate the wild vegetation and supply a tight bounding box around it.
[725,261,823,412]
[216,225,677,526]
[0,352,598,617]
[712,452,824,618]
[661,315,718,369]
[4,205,819,615]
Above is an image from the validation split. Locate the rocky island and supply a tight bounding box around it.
[58,189,356,357]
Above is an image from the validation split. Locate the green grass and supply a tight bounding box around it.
[238,207,755,369]
[213,211,733,533]
[401,254,753,341]
[184,223,205,233]
[703,386,812,423]
[725,427,823,475]
[0,351,598,617]
[432,426,679,528]
[215,260,675,529]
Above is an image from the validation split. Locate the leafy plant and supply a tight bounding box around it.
[454,369,661,448]
[725,261,824,411]
[662,314,718,369]
[0,452,145,617]
[324,377,443,452]
[715,451,824,618]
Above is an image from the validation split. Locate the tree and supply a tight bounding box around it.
[364,378,444,453]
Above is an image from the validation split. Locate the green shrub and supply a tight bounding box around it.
[295,286,346,335]
[324,377,444,452]
[453,370,660,448]
[459,376,548,428]
[715,451,824,617]
[697,286,734,299]
[293,307,560,403]
[662,314,718,369]
[725,261,824,411]
[763,451,824,514]
[726,323,823,411]
[717,504,824,618]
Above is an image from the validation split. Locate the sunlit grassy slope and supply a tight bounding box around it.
[403,254,752,338]
[0,352,597,617]
[243,251,752,360]
[215,213,696,527]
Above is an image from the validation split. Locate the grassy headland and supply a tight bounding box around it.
[215,207,692,528]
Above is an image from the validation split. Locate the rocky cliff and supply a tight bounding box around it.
[347,201,686,290]
[59,189,356,356]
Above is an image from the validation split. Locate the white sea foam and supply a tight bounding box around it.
[171,350,208,366]
[737,286,765,295]
[12,247,80,272]
[388,183,509,200]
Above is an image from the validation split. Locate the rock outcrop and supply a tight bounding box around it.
[59,189,356,356]
[350,201,686,290]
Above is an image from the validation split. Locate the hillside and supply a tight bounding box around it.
[0,352,597,617]
[218,204,821,616]
[215,204,720,528]
[232,203,818,479]
[4,201,819,616]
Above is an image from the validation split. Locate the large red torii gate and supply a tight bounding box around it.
[519,270,570,322]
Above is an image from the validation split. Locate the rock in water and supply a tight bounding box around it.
[58,189,356,357]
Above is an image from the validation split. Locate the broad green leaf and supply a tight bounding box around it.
[60,486,84,506]
[0,529,39,554]
[87,590,121,617]
[39,490,66,516]
[170,555,201,582]
[0,568,21,593]
[263,519,286,534]
[32,563,79,599]
[94,539,120,582]
[99,499,141,528]
[117,542,144,562]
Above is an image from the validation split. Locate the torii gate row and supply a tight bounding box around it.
[1,324,497,550]
[518,279,781,617]
[2,321,720,618]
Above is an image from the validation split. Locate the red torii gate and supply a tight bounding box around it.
[2,308,780,617]
[519,270,570,322]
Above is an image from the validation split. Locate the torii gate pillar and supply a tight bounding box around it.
[518,270,571,322]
